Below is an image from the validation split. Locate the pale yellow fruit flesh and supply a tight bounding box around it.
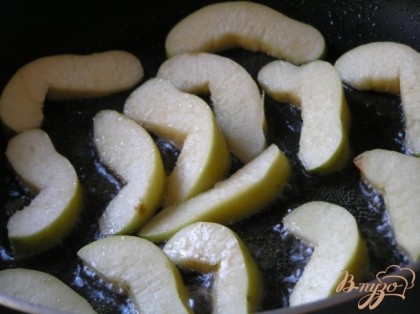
[283,201,369,306]
[124,78,230,207]
[157,52,266,162]
[0,268,96,313]
[77,236,191,314]
[354,149,420,262]
[164,222,261,313]
[5,129,82,258]
[258,60,350,174]
[0,50,143,133]
[165,1,325,64]
[334,42,420,155]
[139,144,290,242]
[93,110,165,236]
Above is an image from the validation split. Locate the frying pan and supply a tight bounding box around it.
[0,0,419,313]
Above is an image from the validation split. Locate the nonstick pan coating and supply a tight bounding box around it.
[0,0,419,313]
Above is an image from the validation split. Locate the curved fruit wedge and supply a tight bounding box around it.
[164,222,261,313]
[5,129,82,258]
[354,149,420,261]
[258,60,350,174]
[0,50,143,133]
[283,201,368,306]
[165,1,325,64]
[157,52,266,162]
[139,144,290,242]
[77,236,190,314]
[335,42,420,155]
[93,110,165,236]
[0,268,96,313]
[124,78,230,207]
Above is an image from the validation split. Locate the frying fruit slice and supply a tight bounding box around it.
[5,129,82,258]
[0,268,96,313]
[93,110,165,236]
[124,78,230,207]
[334,42,420,155]
[0,50,143,133]
[283,201,368,306]
[157,52,266,162]
[139,144,290,242]
[165,1,325,64]
[164,222,261,313]
[77,236,190,314]
[258,60,350,174]
[354,149,420,261]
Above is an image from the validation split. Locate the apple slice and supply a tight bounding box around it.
[124,78,230,207]
[354,149,420,261]
[139,144,290,242]
[283,201,369,306]
[77,236,190,313]
[157,52,266,162]
[0,50,143,133]
[165,1,325,64]
[93,110,165,236]
[258,60,350,174]
[5,129,82,258]
[0,268,96,313]
[334,42,420,155]
[163,222,261,313]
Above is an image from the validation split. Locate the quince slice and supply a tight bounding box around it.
[354,149,420,261]
[165,1,325,64]
[0,268,96,313]
[283,201,369,306]
[5,129,82,258]
[164,222,261,313]
[258,60,350,174]
[139,144,290,242]
[335,42,420,155]
[78,236,191,314]
[93,110,165,235]
[0,50,143,133]
[157,52,266,162]
[124,78,230,207]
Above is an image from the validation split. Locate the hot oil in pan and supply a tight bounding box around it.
[227,50,409,309]
[0,52,410,313]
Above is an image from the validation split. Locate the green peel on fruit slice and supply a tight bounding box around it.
[139,144,290,242]
[335,42,420,156]
[165,1,325,64]
[354,149,420,262]
[157,52,266,162]
[93,110,165,236]
[124,78,230,207]
[283,201,369,306]
[78,236,191,314]
[0,50,143,133]
[5,129,82,259]
[164,222,262,313]
[258,60,350,174]
[0,268,96,313]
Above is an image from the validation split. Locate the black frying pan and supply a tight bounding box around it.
[0,0,419,313]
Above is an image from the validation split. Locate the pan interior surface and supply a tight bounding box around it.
[0,0,419,313]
